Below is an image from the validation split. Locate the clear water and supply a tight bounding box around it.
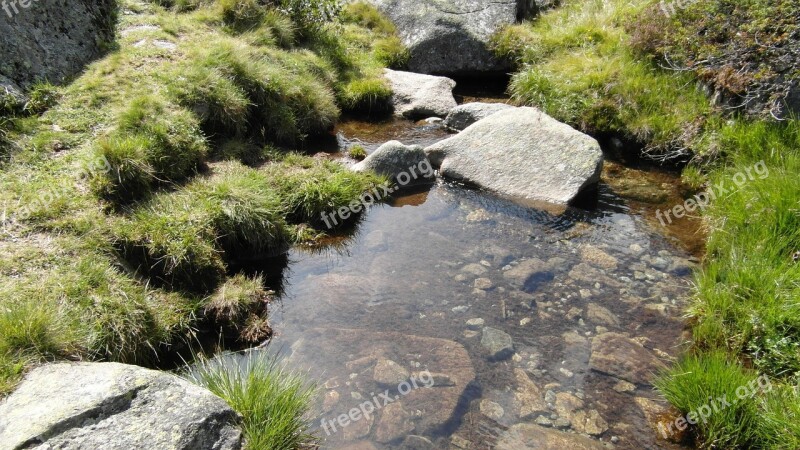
[260,119,695,450]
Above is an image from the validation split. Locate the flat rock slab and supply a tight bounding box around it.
[286,328,475,445]
[384,69,457,119]
[496,423,609,449]
[590,332,667,385]
[425,107,603,205]
[0,362,242,450]
[368,0,535,75]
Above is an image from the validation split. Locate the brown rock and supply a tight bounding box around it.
[590,332,666,385]
[496,423,608,449]
[580,246,619,270]
[375,402,415,443]
[513,369,548,418]
[586,304,621,328]
[373,358,410,386]
[572,409,609,436]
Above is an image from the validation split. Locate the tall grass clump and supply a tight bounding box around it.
[184,350,318,449]
[91,95,208,204]
[655,352,763,447]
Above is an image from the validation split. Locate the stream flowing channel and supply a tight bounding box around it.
[251,103,702,449]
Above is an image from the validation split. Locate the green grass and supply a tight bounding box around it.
[347,144,367,160]
[184,350,318,450]
[0,0,400,395]
[495,0,800,447]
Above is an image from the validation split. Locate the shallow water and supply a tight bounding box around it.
[262,119,698,449]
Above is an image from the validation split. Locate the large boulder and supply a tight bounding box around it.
[443,102,515,131]
[0,0,116,91]
[352,140,434,186]
[0,362,242,450]
[384,69,457,119]
[425,107,604,205]
[368,0,537,75]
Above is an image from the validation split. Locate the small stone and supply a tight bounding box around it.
[351,391,363,400]
[450,435,471,449]
[481,327,514,360]
[452,305,470,313]
[566,307,583,321]
[572,409,608,436]
[586,303,620,327]
[375,402,415,443]
[553,417,571,429]
[322,390,340,413]
[519,317,531,326]
[613,380,636,393]
[544,390,557,404]
[480,399,505,420]
[461,263,487,276]
[463,330,479,339]
[474,277,493,290]
[579,289,592,299]
[466,318,485,330]
[535,415,553,427]
[559,367,574,378]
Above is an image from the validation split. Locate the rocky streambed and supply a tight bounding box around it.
[261,114,700,449]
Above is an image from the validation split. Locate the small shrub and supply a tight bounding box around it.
[275,0,342,34]
[219,0,266,31]
[347,144,367,160]
[184,350,318,449]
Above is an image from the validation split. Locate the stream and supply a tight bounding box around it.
[255,110,701,449]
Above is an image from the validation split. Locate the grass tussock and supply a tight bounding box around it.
[184,350,318,449]
[0,0,401,394]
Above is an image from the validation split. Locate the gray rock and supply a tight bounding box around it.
[497,423,607,449]
[443,102,515,131]
[0,1,115,89]
[353,140,434,185]
[383,70,458,119]
[0,362,242,450]
[425,107,604,205]
[481,327,514,360]
[368,0,537,75]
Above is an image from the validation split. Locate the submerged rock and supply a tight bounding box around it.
[353,140,434,185]
[368,0,536,75]
[443,102,515,131]
[383,69,458,119]
[425,107,604,205]
[590,332,666,385]
[496,423,608,449]
[0,362,242,450]
[481,327,514,360]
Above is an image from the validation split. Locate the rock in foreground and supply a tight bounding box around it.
[369,0,536,75]
[0,362,242,450]
[384,69,457,119]
[425,107,604,205]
